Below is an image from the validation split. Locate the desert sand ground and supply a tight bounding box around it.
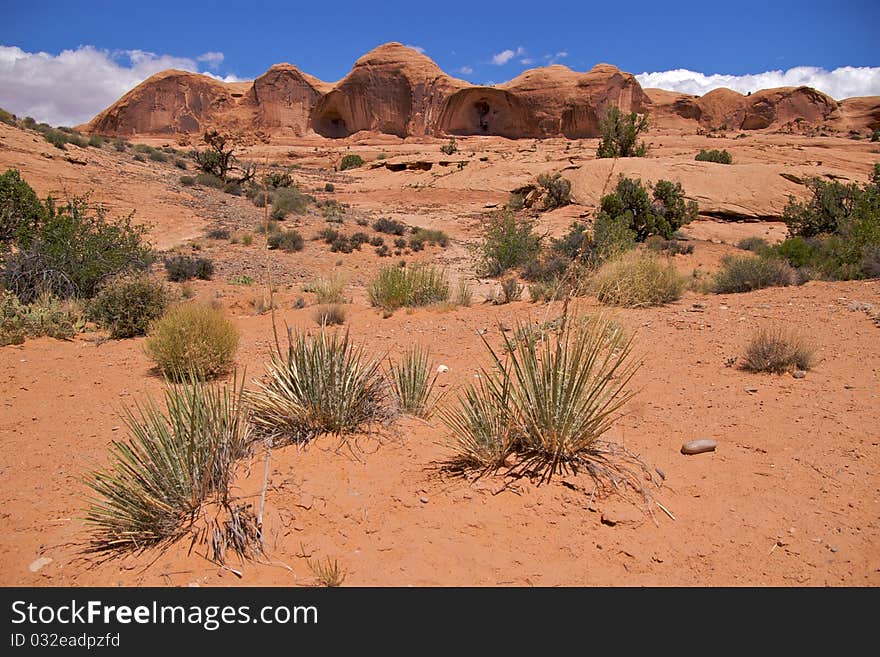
[1,122,878,586]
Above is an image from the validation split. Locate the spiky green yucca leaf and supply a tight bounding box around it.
[387,345,439,418]
[441,316,639,481]
[249,327,386,442]
[84,371,250,554]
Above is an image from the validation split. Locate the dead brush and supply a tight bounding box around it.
[307,557,346,587]
[83,371,257,561]
[439,314,656,505]
[741,326,814,373]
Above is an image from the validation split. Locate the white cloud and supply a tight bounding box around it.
[520,58,535,66]
[635,65,880,100]
[196,51,224,69]
[541,51,569,65]
[0,44,240,126]
[404,44,425,54]
[492,46,525,66]
[457,65,474,75]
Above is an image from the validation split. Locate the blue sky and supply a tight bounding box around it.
[1,0,878,124]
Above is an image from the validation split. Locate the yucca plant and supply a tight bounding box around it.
[441,316,641,483]
[248,327,386,443]
[84,371,251,555]
[387,345,440,418]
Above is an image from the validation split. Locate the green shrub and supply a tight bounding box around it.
[206,227,230,240]
[88,135,106,148]
[711,255,795,293]
[695,149,732,164]
[439,316,639,482]
[386,345,439,418]
[590,251,685,307]
[263,171,293,188]
[163,255,214,282]
[597,107,648,158]
[783,178,861,238]
[373,218,407,235]
[179,175,195,186]
[410,227,449,247]
[595,176,697,242]
[84,372,252,556]
[871,129,879,143]
[368,264,450,310]
[1,168,45,247]
[324,182,335,192]
[112,139,127,152]
[741,327,813,374]
[440,139,458,156]
[645,235,694,255]
[736,236,770,253]
[270,187,309,219]
[43,129,73,149]
[479,210,541,276]
[0,108,15,126]
[0,291,82,346]
[90,274,169,339]
[537,173,572,209]
[340,154,364,171]
[148,150,167,163]
[174,158,187,170]
[1,195,153,302]
[195,172,225,189]
[267,229,304,252]
[145,304,239,378]
[248,327,386,442]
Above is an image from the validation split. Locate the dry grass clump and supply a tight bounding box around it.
[248,327,386,443]
[741,327,814,373]
[303,275,347,304]
[590,250,685,307]
[386,345,439,418]
[313,304,347,326]
[367,264,449,310]
[145,303,239,379]
[1,290,83,346]
[440,316,650,491]
[84,372,255,561]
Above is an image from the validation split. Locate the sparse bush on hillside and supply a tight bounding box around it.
[145,304,239,379]
[339,154,364,171]
[313,304,347,326]
[88,135,106,148]
[267,229,305,252]
[736,236,770,253]
[478,210,542,276]
[372,218,407,235]
[1,168,45,247]
[597,106,648,158]
[248,327,386,442]
[163,255,214,282]
[304,276,347,304]
[711,255,795,293]
[537,172,572,209]
[1,195,153,302]
[590,251,685,307]
[440,139,458,156]
[193,130,255,185]
[368,264,450,310]
[741,327,813,374]
[195,172,225,189]
[410,227,449,247]
[89,273,169,339]
[494,277,524,304]
[148,150,167,163]
[595,176,698,243]
[263,171,294,189]
[695,149,732,164]
[270,187,309,219]
[0,108,15,126]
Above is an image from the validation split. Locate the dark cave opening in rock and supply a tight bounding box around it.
[313,109,350,138]
[437,89,534,138]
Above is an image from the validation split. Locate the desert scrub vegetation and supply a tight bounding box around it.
[145,304,239,379]
[597,106,648,158]
[595,176,698,244]
[590,250,685,307]
[1,168,44,247]
[386,345,440,418]
[270,187,310,220]
[440,315,651,490]
[769,173,880,280]
[0,290,83,346]
[368,264,450,310]
[339,154,365,171]
[84,372,258,562]
[741,327,814,374]
[267,229,305,252]
[193,131,256,186]
[372,217,408,235]
[440,138,458,155]
[695,149,733,164]
[736,236,770,253]
[537,172,572,209]
[1,178,153,302]
[248,327,386,443]
[711,255,795,293]
[303,275,347,304]
[313,304,347,326]
[163,255,214,282]
[478,210,542,276]
[89,274,169,339]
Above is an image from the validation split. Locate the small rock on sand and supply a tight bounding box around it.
[29,557,53,573]
[792,370,806,379]
[681,439,717,455]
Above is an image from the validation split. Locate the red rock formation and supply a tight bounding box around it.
[84,43,880,139]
